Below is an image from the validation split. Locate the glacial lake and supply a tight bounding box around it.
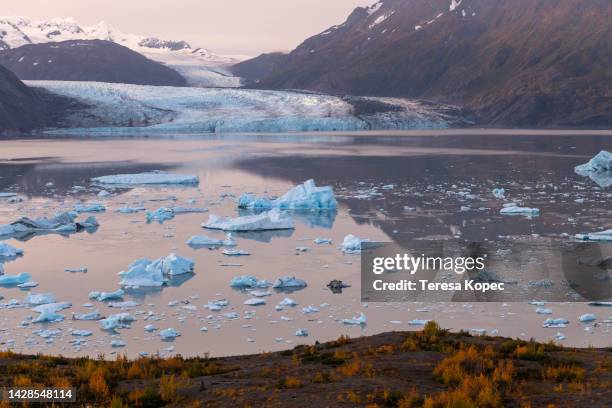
[0,130,610,358]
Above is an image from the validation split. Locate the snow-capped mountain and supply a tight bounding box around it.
[0,17,245,87]
[234,0,612,127]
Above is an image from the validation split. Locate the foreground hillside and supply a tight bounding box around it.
[0,323,610,407]
[235,0,612,127]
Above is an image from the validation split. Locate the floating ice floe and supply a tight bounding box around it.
[32,302,71,323]
[535,308,553,315]
[172,206,208,214]
[314,238,332,245]
[0,192,17,198]
[74,202,106,213]
[18,281,38,288]
[111,339,126,347]
[25,292,56,305]
[243,298,266,306]
[578,313,596,323]
[73,310,102,321]
[65,267,88,273]
[554,332,566,341]
[574,150,612,188]
[91,171,199,186]
[187,233,236,248]
[499,206,540,217]
[115,206,146,214]
[223,249,250,256]
[279,298,298,307]
[0,212,99,239]
[108,300,140,308]
[341,234,369,253]
[342,312,367,325]
[542,318,569,328]
[100,313,136,331]
[89,289,124,302]
[119,253,194,287]
[159,328,181,340]
[0,243,24,259]
[203,299,230,311]
[146,207,175,223]
[203,208,294,231]
[408,319,430,326]
[0,272,31,286]
[575,229,612,242]
[272,276,307,289]
[230,275,270,288]
[492,188,506,199]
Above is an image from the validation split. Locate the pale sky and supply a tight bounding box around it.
[2,0,374,56]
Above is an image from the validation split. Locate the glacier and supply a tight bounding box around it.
[26,81,458,134]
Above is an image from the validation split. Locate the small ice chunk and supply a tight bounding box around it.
[279,298,298,307]
[314,238,332,245]
[543,318,569,328]
[500,206,540,216]
[237,194,273,210]
[342,312,366,325]
[89,289,124,302]
[92,171,199,186]
[25,292,56,305]
[159,328,181,340]
[578,313,596,323]
[100,313,136,331]
[65,267,88,273]
[575,230,612,242]
[172,206,208,214]
[73,310,101,320]
[146,208,175,223]
[272,276,307,289]
[535,308,553,315]
[492,188,505,199]
[0,242,24,259]
[111,339,126,348]
[295,329,309,337]
[222,249,251,256]
[144,324,157,332]
[408,319,429,326]
[230,275,269,288]
[341,234,368,253]
[72,329,92,337]
[243,298,266,306]
[74,202,106,213]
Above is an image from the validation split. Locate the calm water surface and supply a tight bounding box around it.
[0,131,610,357]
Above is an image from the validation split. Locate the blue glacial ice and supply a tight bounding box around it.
[0,243,24,259]
[203,208,294,231]
[230,275,270,288]
[341,234,369,254]
[272,276,307,289]
[146,207,175,224]
[574,150,612,188]
[89,289,125,301]
[575,229,612,242]
[238,179,337,212]
[0,272,32,286]
[186,233,236,248]
[119,254,195,287]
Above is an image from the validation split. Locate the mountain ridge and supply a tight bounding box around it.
[234,0,612,127]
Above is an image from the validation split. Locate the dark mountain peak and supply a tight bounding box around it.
[138,38,191,51]
[0,39,187,86]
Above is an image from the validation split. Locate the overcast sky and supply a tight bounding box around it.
[3,0,374,56]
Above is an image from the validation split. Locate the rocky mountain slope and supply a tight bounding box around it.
[0,17,245,87]
[0,64,47,132]
[234,0,612,127]
[0,40,187,86]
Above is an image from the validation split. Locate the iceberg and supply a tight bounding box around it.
[111,339,126,348]
[295,329,309,337]
[575,229,612,242]
[89,289,125,301]
[159,328,181,340]
[279,298,298,307]
[91,171,199,186]
[74,202,106,213]
[500,206,540,216]
[574,150,612,188]
[0,272,31,286]
[32,302,71,323]
[272,276,307,289]
[146,208,175,223]
[342,312,367,326]
[118,254,194,287]
[237,180,337,211]
[341,234,368,253]
[0,243,24,259]
[187,233,235,248]
[203,208,294,231]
